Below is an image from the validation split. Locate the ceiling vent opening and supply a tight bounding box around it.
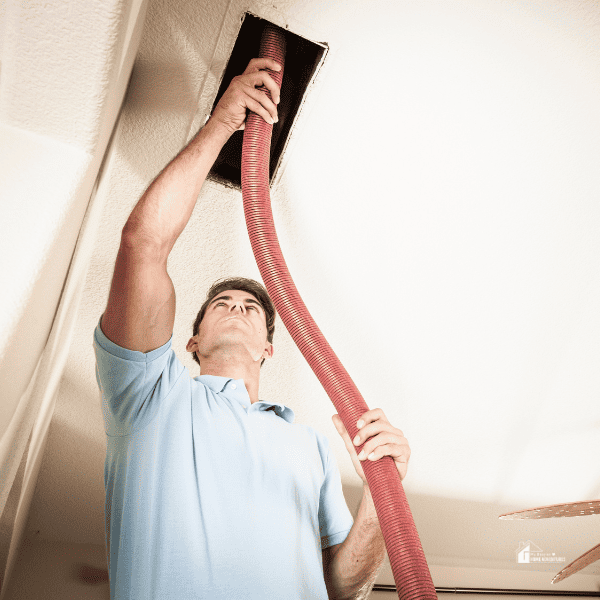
[208,14,327,189]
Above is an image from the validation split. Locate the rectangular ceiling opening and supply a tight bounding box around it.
[207,13,327,189]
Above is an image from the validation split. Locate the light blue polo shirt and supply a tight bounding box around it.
[93,317,354,600]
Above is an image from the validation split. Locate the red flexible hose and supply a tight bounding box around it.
[241,23,437,599]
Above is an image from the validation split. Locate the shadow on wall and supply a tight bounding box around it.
[125,58,197,118]
[1,538,110,600]
[0,429,33,595]
[118,57,199,183]
[406,491,600,574]
[342,482,600,590]
[19,370,107,548]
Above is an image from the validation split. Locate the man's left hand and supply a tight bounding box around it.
[332,409,411,485]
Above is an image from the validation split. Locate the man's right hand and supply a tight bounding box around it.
[210,57,281,135]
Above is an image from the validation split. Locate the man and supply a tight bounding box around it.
[94,57,411,599]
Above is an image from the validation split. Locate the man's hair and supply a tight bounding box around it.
[191,277,276,369]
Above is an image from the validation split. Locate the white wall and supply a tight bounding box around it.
[0,0,149,595]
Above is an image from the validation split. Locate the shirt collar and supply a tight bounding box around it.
[195,374,295,423]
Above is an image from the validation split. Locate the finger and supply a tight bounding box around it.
[354,422,404,448]
[360,442,410,463]
[243,57,282,76]
[334,418,353,446]
[371,443,410,481]
[357,433,409,458]
[246,71,280,112]
[332,414,342,432]
[255,69,281,104]
[336,420,360,454]
[356,408,388,430]
[243,94,276,125]
[240,77,278,122]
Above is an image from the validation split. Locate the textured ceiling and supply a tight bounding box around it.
[23,0,600,588]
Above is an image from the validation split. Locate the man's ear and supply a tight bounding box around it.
[186,336,196,354]
[263,342,274,360]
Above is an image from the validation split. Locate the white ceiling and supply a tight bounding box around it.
[22,0,600,589]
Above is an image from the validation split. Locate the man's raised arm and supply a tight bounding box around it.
[100,57,281,353]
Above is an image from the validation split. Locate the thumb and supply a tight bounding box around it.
[332,414,343,432]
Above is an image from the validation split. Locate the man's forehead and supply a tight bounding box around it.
[218,289,259,302]
[221,289,257,299]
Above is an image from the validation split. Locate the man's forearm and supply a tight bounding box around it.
[123,117,232,251]
[327,486,387,600]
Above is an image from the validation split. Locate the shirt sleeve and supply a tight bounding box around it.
[93,315,185,437]
[317,433,354,549]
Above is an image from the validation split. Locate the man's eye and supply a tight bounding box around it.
[216,302,256,311]
[215,302,258,312]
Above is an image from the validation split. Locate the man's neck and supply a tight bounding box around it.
[199,361,261,404]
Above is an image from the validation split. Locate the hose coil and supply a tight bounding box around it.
[241,23,437,599]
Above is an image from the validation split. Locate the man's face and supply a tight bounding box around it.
[190,289,272,365]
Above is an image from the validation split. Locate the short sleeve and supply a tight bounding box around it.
[317,434,354,549]
[93,315,185,436]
